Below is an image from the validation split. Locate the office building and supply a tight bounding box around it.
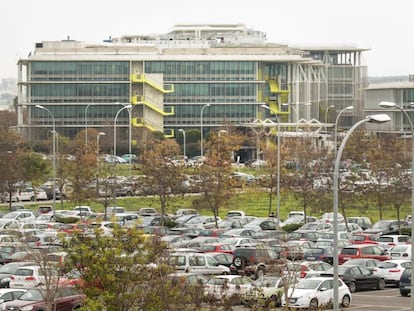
[17,24,368,157]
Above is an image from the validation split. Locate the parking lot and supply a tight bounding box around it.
[230,287,410,310]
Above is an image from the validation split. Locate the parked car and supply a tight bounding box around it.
[339,244,390,264]
[364,220,409,235]
[322,265,386,293]
[0,288,27,308]
[230,247,278,279]
[302,247,334,265]
[377,235,411,247]
[399,267,412,296]
[169,252,230,275]
[342,258,382,272]
[320,212,345,224]
[373,259,411,286]
[350,233,379,244]
[281,277,351,309]
[347,216,372,230]
[204,275,253,303]
[9,265,59,289]
[0,262,35,288]
[390,244,412,260]
[1,286,84,310]
[2,211,36,223]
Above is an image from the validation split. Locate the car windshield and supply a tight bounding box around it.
[305,248,324,255]
[372,221,391,229]
[296,279,321,289]
[19,288,44,301]
[0,263,21,274]
[252,277,280,287]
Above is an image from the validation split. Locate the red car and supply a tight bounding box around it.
[199,243,235,254]
[350,233,379,245]
[2,286,84,310]
[339,244,390,264]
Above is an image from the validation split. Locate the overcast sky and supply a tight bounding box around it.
[2,0,413,79]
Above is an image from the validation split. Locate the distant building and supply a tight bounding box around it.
[17,24,367,158]
[365,75,414,134]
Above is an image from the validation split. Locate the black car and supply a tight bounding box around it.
[364,220,409,235]
[302,247,334,265]
[231,247,279,279]
[322,265,385,293]
[399,267,411,297]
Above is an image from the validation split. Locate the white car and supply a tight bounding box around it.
[373,259,411,285]
[377,235,411,247]
[245,275,298,307]
[390,244,412,260]
[281,277,351,309]
[0,288,27,307]
[204,275,253,302]
[9,265,60,289]
[169,252,230,275]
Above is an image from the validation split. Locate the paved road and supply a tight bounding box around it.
[348,287,410,311]
[231,287,410,310]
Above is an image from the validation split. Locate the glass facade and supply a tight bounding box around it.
[31,61,129,81]
[28,61,131,140]
[145,61,260,127]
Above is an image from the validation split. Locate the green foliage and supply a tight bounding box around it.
[68,227,205,311]
[282,223,302,233]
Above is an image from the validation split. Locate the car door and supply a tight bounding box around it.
[55,287,79,311]
[317,279,333,305]
[359,266,378,288]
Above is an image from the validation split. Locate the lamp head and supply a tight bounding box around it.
[379,101,397,108]
[125,105,132,109]
[178,129,184,133]
[261,104,270,110]
[345,106,354,110]
[35,104,45,109]
[98,132,106,136]
[366,114,391,123]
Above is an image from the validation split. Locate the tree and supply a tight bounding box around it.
[0,127,27,209]
[140,138,185,225]
[67,227,205,311]
[59,133,97,208]
[283,137,333,221]
[192,130,243,228]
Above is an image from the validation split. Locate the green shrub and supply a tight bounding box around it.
[282,223,302,233]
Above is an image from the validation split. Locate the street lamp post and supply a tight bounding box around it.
[35,105,56,217]
[178,129,186,160]
[334,106,354,154]
[200,104,211,157]
[113,105,132,157]
[379,101,414,310]
[261,105,281,227]
[333,114,391,311]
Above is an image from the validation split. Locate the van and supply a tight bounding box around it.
[169,252,230,275]
[288,211,305,219]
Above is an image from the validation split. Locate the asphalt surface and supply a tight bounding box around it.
[231,287,410,310]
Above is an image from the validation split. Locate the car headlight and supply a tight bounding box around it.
[21,306,35,311]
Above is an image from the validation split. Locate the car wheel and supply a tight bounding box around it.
[267,294,280,308]
[233,256,248,268]
[229,293,241,305]
[309,298,318,310]
[401,290,409,297]
[377,278,386,290]
[341,294,351,307]
[348,281,356,293]
[255,267,265,280]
